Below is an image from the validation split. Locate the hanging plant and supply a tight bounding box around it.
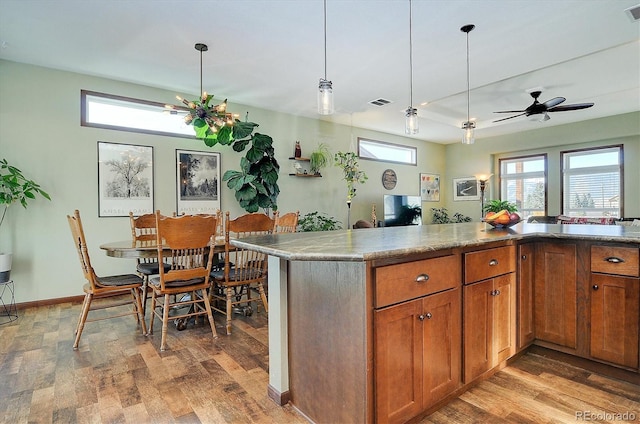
[335,151,367,201]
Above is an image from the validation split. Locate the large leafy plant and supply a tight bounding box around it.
[181,94,280,213]
[0,158,51,229]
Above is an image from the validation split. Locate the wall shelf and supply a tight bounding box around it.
[289,157,321,177]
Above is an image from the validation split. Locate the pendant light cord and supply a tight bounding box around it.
[323,0,327,80]
[466,30,470,123]
[200,48,203,96]
[409,0,414,107]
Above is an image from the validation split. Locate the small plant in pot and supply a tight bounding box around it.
[0,158,51,282]
[309,143,331,176]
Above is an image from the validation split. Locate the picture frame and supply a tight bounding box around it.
[453,177,480,201]
[176,149,221,215]
[98,141,154,217]
[420,173,440,202]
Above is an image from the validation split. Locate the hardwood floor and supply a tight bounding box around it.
[1,298,638,423]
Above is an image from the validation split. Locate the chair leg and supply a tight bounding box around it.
[202,287,218,339]
[148,290,157,335]
[73,293,92,350]
[132,287,147,336]
[160,294,170,351]
[226,287,233,335]
[257,282,269,313]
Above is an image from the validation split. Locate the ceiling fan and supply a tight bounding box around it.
[493,91,594,123]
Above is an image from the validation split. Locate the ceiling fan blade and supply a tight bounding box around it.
[493,110,526,114]
[542,97,565,108]
[548,103,594,112]
[493,113,526,123]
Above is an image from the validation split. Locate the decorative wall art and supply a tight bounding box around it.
[453,177,480,201]
[98,142,154,217]
[176,149,221,215]
[420,173,440,202]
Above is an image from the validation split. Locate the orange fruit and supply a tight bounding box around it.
[496,213,511,225]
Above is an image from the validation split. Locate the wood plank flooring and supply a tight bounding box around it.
[1,298,638,423]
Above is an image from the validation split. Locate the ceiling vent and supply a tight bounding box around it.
[369,98,393,107]
[625,4,640,21]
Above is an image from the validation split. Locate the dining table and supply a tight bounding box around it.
[99,236,227,258]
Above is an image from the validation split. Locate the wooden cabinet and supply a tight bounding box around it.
[374,255,461,424]
[534,242,577,349]
[589,245,639,369]
[463,245,516,383]
[517,243,535,349]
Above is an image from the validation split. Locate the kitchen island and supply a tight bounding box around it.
[232,222,640,423]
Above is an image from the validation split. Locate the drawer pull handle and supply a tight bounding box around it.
[415,274,430,283]
[593,284,599,291]
[489,259,499,266]
[604,256,625,264]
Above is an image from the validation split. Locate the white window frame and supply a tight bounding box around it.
[561,145,623,218]
[81,90,194,138]
[499,154,547,219]
[357,138,417,166]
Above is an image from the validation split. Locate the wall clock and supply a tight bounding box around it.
[382,169,397,190]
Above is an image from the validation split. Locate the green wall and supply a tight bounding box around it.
[0,59,638,302]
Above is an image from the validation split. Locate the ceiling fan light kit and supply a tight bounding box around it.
[493,90,594,123]
[318,0,334,115]
[461,24,475,145]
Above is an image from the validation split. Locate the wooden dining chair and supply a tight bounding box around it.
[147,211,219,351]
[273,210,299,233]
[211,212,274,335]
[67,209,147,350]
[129,212,171,315]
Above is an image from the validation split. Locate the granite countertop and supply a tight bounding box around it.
[231,222,640,262]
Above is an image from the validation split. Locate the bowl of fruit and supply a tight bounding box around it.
[482,200,521,228]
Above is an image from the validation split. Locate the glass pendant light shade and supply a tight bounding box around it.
[318,78,334,115]
[405,107,419,134]
[462,121,475,144]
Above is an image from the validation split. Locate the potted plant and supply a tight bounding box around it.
[309,143,331,175]
[298,211,342,232]
[0,158,51,282]
[335,151,368,228]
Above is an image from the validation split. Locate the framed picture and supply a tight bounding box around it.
[176,149,221,215]
[98,142,154,217]
[420,173,440,202]
[453,177,480,201]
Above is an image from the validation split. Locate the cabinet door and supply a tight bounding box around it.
[493,274,516,364]
[590,274,639,369]
[375,299,423,424]
[464,279,493,383]
[535,242,577,349]
[518,244,535,349]
[422,288,461,407]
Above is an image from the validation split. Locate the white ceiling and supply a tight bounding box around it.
[1,0,639,144]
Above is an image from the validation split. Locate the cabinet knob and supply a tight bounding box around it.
[418,314,425,321]
[592,284,599,291]
[490,289,501,296]
[521,255,527,260]
[604,256,624,264]
[425,312,432,320]
[415,274,430,283]
[488,259,499,266]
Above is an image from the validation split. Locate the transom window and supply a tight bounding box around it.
[499,154,547,219]
[358,138,417,166]
[561,145,622,218]
[81,90,194,138]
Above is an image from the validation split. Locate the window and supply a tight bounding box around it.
[499,154,547,219]
[358,138,417,166]
[561,145,622,218]
[81,90,194,138]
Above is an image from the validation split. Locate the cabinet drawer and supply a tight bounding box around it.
[464,245,515,284]
[591,245,639,277]
[375,255,460,308]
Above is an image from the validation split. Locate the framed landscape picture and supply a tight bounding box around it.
[453,177,480,201]
[176,149,221,215]
[98,142,154,217]
[420,173,440,202]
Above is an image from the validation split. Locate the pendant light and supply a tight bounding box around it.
[318,0,334,115]
[461,24,475,144]
[405,0,418,134]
